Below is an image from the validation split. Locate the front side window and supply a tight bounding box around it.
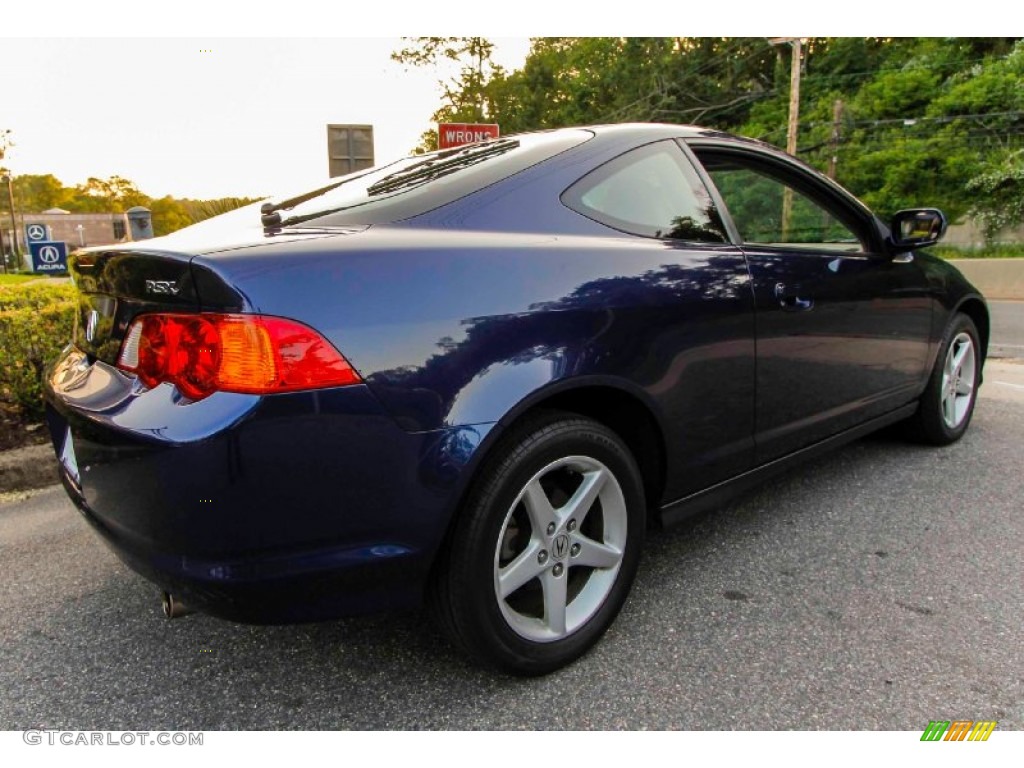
[696,153,866,252]
[562,141,727,243]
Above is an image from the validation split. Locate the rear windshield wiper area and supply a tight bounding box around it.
[366,138,520,197]
[260,167,382,227]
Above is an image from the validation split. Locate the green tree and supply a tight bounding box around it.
[392,37,504,152]
[182,196,256,224]
[966,152,1024,242]
[148,196,192,236]
[486,37,777,133]
[12,174,72,212]
[422,36,1023,224]
[70,175,150,212]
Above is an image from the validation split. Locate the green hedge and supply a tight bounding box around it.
[934,244,1024,260]
[0,283,76,421]
[0,273,37,286]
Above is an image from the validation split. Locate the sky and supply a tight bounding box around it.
[2,1,1004,203]
[2,37,531,201]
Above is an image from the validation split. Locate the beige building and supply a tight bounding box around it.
[20,209,131,248]
[2,207,153,269]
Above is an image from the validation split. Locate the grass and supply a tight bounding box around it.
[935,244,1024,260]
[0,273,37,285]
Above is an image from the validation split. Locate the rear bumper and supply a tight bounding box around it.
[44,347,491,623]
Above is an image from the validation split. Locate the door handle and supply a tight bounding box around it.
[774,282,814,311]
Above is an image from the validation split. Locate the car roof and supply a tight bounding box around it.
[517,122,776,154]
[585,122,733,140]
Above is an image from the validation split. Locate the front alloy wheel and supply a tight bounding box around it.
[940,331,976,430]
[903,312,982,445]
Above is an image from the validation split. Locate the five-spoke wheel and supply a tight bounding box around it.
[904,312,982,445]
[431,412,645,675]
[940,331,977,430]
[494,455,627,642]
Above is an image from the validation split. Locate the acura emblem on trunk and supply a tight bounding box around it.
[85,310,99,343]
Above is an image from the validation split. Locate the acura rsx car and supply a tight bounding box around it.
[44,123,987,675]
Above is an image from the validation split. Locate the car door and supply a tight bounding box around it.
[686,142,933,463]
[560,139,756,498]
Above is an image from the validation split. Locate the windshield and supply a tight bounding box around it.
[263,129,593,229]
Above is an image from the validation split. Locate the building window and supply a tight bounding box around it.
[113,220,126,240]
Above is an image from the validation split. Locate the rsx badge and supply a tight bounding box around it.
[145,280,181,296]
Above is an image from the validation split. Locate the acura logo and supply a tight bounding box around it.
[553,533,570,560]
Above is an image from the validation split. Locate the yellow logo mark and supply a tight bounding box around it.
[968,721,997,741]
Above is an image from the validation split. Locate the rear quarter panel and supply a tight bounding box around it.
[193,232,755,504]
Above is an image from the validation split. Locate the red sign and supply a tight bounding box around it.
[438,123,500,149]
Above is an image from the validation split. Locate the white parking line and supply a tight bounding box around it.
[993,380,1024,391]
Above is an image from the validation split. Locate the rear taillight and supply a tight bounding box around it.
[117,313,361,400]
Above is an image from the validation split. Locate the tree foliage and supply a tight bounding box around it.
[392,37,505,153]
[8,172,257,237]
[966,152,1024,242]
[421,37,1024,228]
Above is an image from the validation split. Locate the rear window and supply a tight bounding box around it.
[266,129,593,228]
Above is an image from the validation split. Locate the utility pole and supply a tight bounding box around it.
[770,38,803,240]
[2,172,20,268]
[0,131,19,270]
[827,99,845,180]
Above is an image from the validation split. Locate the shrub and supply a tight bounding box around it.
[0,283,76,421]
[933,244,1024,260]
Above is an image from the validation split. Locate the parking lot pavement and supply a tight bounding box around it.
[984,359,1024,405]
[989,300,1024,359]
[1,373,1022,731]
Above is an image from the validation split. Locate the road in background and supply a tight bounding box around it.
[1,373,1022,730]
[989,300,1024,359]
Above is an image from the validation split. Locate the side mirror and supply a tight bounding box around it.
[889,208,947,251]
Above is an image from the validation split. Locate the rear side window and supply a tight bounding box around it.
[561,141,727,243]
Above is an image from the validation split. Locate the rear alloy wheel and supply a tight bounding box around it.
[432,412,645,675]
[495,454,628,642]
[904,312,981,445]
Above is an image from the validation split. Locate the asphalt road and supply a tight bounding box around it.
[1,366,1022,731]
[989,299,1024,359]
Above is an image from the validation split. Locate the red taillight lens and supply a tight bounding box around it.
[117,313,361,400]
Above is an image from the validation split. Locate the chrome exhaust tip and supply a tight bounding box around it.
[162,592,193,619]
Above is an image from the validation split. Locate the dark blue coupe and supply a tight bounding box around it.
[45,124,987,674]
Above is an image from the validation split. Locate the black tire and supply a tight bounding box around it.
[903,312,981,445]
[430,410,646,675]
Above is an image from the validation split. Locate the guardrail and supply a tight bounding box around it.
[948,259,1024,301]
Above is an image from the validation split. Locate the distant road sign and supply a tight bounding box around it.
[25,223,49,243]
[438,123,500,149]
[29,241,68,273]
[327,124,375,178]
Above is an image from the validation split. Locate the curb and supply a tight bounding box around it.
[0,443,59,494]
